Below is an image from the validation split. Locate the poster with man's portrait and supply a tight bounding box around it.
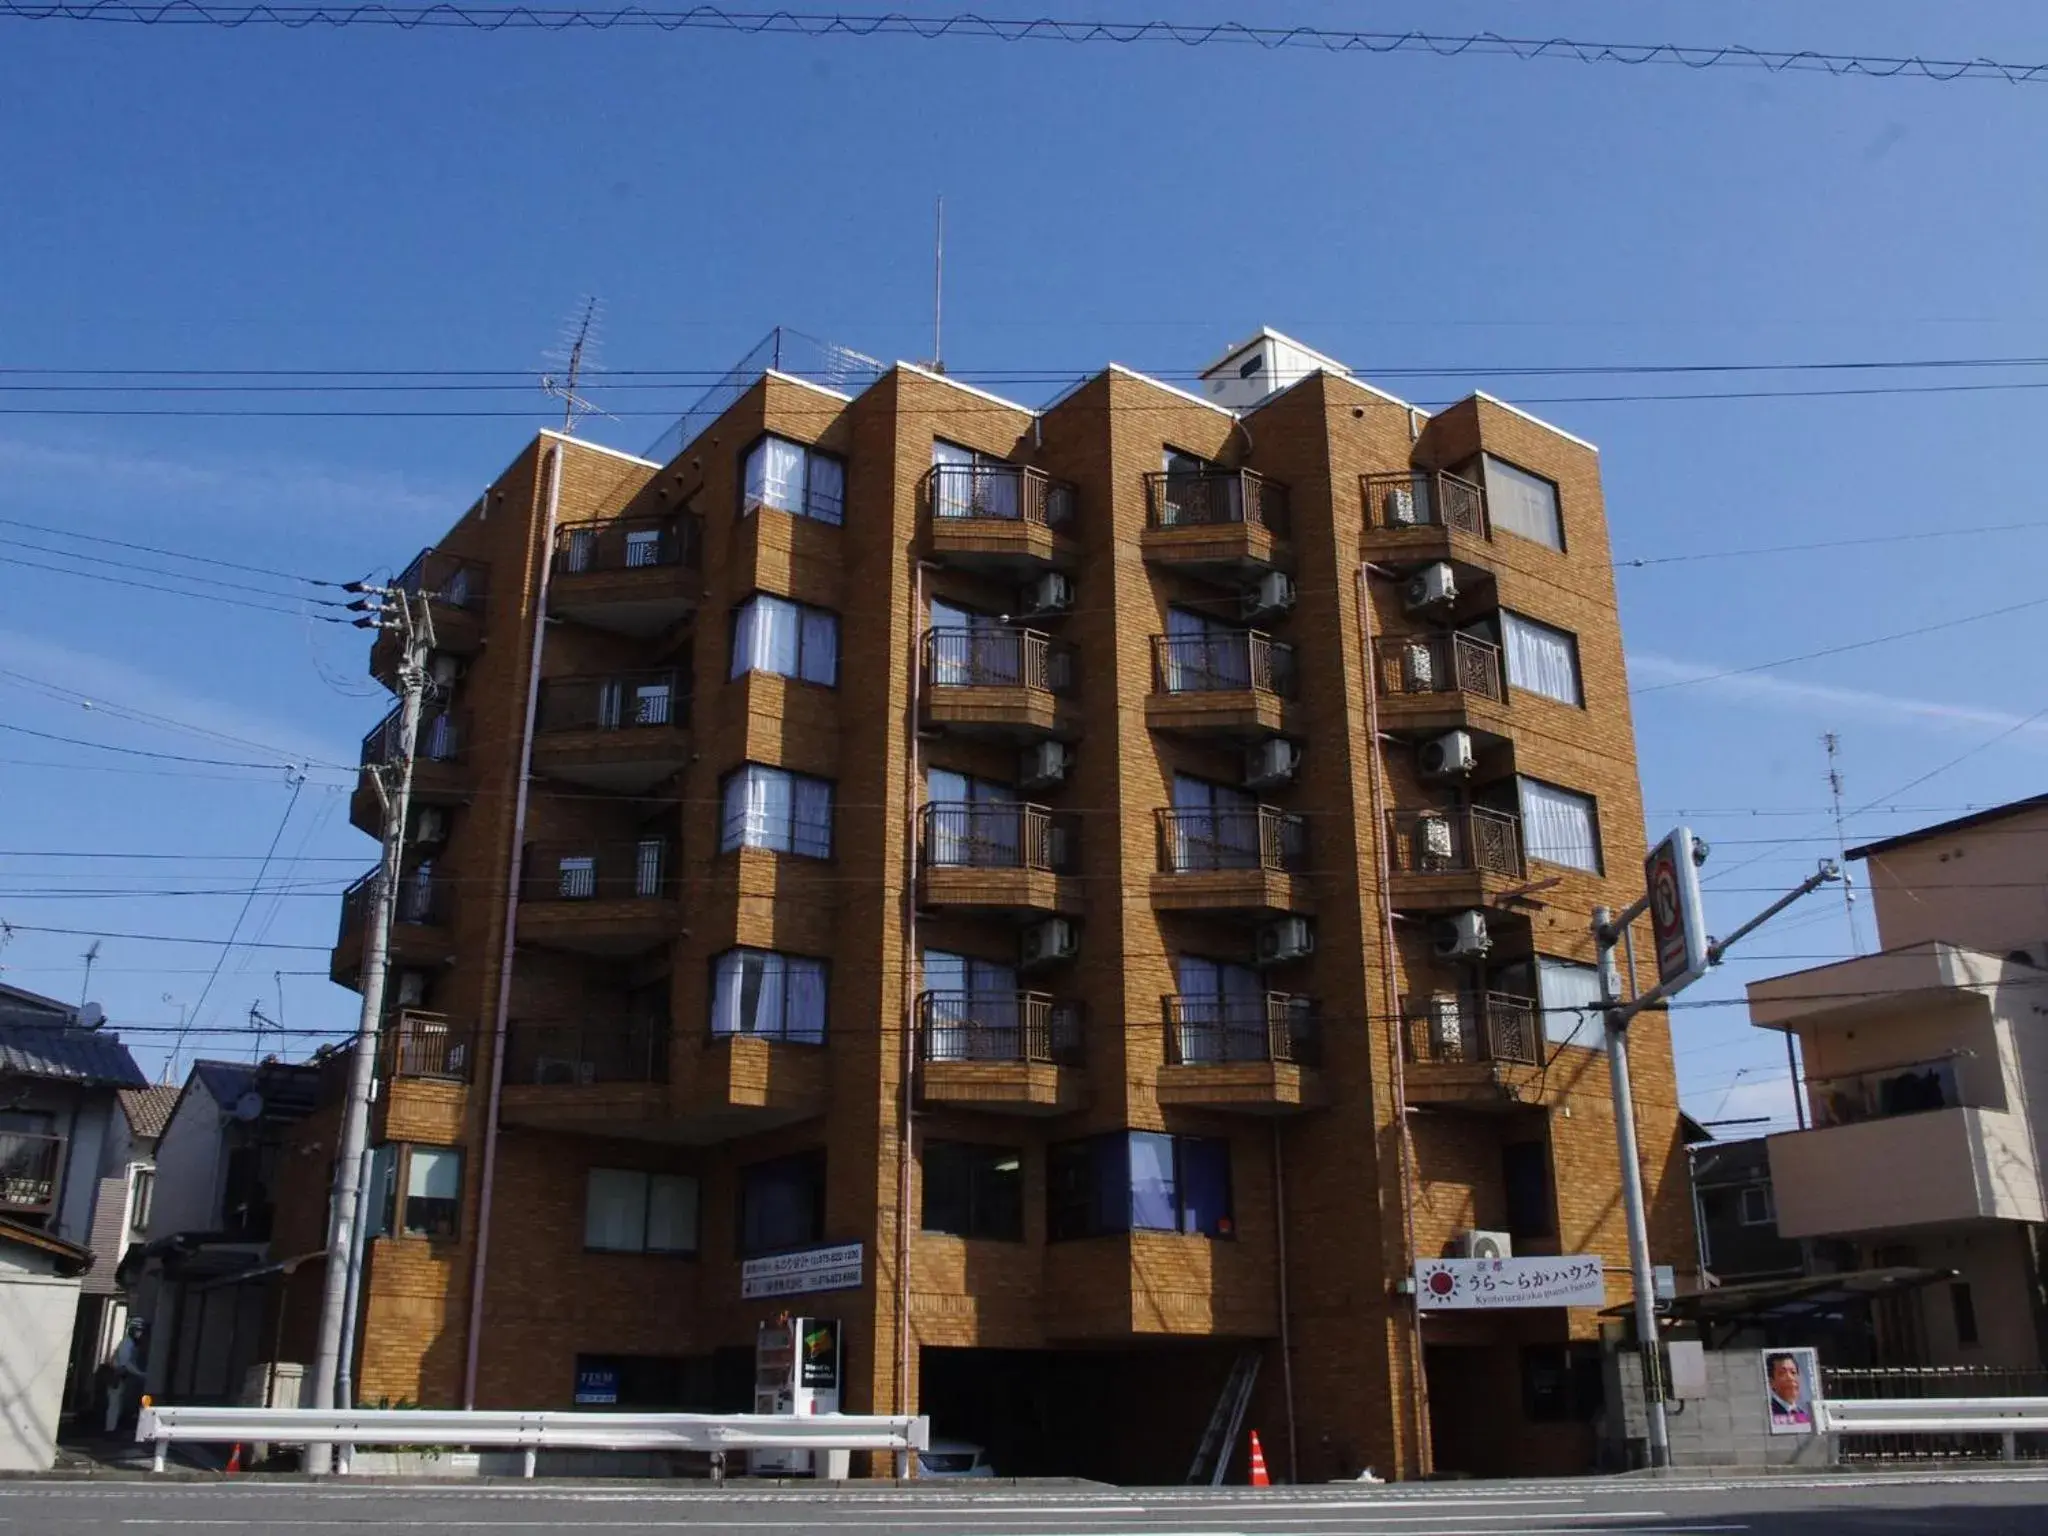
[1762,1347,1818,1434]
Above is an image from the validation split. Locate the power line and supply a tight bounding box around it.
[1616,518,2048,568]
[0,920,332,950]
[0,533,351,605]
[0,552,356,619]
[0,720,331,771]
[0,514,340,587]
[0,666,356,769]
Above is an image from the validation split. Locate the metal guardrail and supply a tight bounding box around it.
[926,462,1076,529]
[1816,1395,2048,1461]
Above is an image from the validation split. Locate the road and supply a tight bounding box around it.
[2,1470,2046,1536]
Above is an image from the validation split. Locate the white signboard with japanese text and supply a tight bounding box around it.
[741,1241,865,1301]
[1414,1255,1606,1311]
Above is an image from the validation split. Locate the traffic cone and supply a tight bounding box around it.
[1247,1428,1270,1487]
[225,1442,242,1475]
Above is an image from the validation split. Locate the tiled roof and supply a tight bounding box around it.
[0,1020,147,1088]
[118,1084,181,1141]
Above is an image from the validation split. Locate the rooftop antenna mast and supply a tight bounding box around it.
[1824,732,1865,955]
[78,940,100,1011]
[931,195,945,374]
[541,297,613,434]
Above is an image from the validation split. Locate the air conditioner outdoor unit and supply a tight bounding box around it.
[1427,994,1465,1055]
[1384,479,1423,527]
[1244,738,1301,790]
[1401,641,1437,692]
[1452,1229,1514,1261]
[429,653,461,688]
[1416,812,1457,870]
[1019,741,1072,790]
[1240,570,1296,622]
[1403,562,1458,612]
[534,1057,596,1087]
[1020,918,1078,969]
[1021,572,1074,616]
[413,807,449,845]
[1419,730,1476,779]
[1255,916,1315,967]
[1431,910,1492,960]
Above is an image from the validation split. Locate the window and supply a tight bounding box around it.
[585,1168,700,1254]
[1500,611,1583,707]
[922,1141,1024,1241]
[738,1151,825,1256]
[402,1146,462,1240]
[1048,1133,1234,1241]
[731,594,839,687]
[1482,455,1564,551]
[743,435,844,524]
[1518,777,1602,873]
[1521,1343,1604,1423]
[921,951,1021,1061]
[710,948,828,1043]
[931,440,1021,521]
[1951,1282,1980,1347]
[1738,1185,1775,1227]
[1535,957,1606,1050]
[1161,606,1255,691]
[1501,1140,1555,1242]
[720,764,834,858]
[1173,955,1266,1062]
[127,1167,155,1240]
[924,768,1021,867]
[366,1144,397,1238]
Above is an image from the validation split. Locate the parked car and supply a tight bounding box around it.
[917,1437,994,1477]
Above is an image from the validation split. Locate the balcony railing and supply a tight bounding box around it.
[0,1132,62,1212]
[1143,469,1290,536]
[338,866,448,941]
[395,548,488,614]
[554,517,699,575]
[918,991,1081,1064]
[922,627,1075,693]
[1156,806,1307,874]
[505,1018,669,1086]
[1152,632,1296,696]
[1385,807,1525,879]
[1378,633,1504,702]
[536,672,688,734]
[1404,992,1540,1067]
[1809,1054,1969,1129]
[361,706,467,769]
[1164,994,1320,1067]
[926,463,1076,530]
[522,840,674,903]
[920,802,1075,873]
[1362,470,1486,537]
[381,1010,473,1082]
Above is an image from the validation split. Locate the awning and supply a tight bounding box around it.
[1602,1266,1955,1326]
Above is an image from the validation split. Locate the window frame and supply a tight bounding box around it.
[719,763,835,859]
[729,592,841,688]
[708,946,830,1044]
[1481,454,1566,552]
[397,1143,463,1242]
[1499,609,1585,708]
[1517,776,1604,875]
[737,1149,827,1258]
[740,433,846,525]
[1046,1132,1234,1241]
[920,1140,1025,1243]
[1738,1184,1776,1227]
[127,1165,155,1240]
[584,1167,701,1256]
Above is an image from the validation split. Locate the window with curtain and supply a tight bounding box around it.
[1535,956,1607,1050]
[921,1141,1024,1241]
[1482,455,1564,551]
[1517,777,1602,873]
[1500,611,1583,707]
[730,594,839,686]
[1046,1133,1234,1240]
[1162,606,1252,691]
[1173,955,1265,1063]
[742,435,845,525]
[931,439,1021,521]
[738,1151,825,1256]
[402,1145,462,1239]
[924,768,1020,867]
[720,764,833,858]
[585,1168,700,1254]
[710,948,828,1043]
[1169,775,1259,869]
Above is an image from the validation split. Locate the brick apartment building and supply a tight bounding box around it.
[309,327,1695,1481]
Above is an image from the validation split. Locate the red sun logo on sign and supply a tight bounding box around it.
[1422,1266,1458,1298]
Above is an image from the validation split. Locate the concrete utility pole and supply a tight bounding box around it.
[308,583,434,1470]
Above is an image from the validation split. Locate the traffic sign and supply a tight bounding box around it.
[1646,826,1710,994]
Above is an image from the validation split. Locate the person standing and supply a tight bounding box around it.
[105,1320,147,1436]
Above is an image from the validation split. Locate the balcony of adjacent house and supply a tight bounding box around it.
[1384,804,1525,909]
[549,516,703,637]
[331,865,451,988]
[1360,469,1490,565]
[924,460,1079,573]
[1155,993,1325,1113]
[1141,466,1290,573]
[370,548,487,687]
[918,802,1082,916]
[1375,629,1511,737]
[916,989,1085,1115]
[922,626,1079,740]
[1151,805,1311,915]
[0,1130,64,1224]
[498,1015,673,1136]
[351,702,470,836]
[516,838,677,955]
[1146,630,1297,738]
[1401,989,1546,1108]
[531,671,691,793]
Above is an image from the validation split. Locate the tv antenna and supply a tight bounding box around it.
[79,940,101,1012]
[1824,732,1865,954]
[929,195,945,374]
[541,296,615,433]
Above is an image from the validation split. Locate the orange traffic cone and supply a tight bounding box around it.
[1247,1428,1270,1487]
[225,1442,243,1475]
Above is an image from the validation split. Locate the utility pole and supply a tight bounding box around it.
[307,581,434,1471]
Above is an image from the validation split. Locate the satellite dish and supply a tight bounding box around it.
[232,1091,264,1123]
[78,1003,105,1030]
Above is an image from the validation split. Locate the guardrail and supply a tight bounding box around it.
[1818,1394,2048,1446]
[136,1403,932,1478]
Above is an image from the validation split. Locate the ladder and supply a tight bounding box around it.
[1186,1347,1262,1485]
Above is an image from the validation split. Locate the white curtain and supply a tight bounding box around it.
[1501,611,1582,706]
[1537,958,1607,1051]
[745,436,807,514]
[712,950,770,1035]
[932,439,976,519]
[800,607,839,685]
[733,595,799,679]
[1483,455,1563,551]
[722,768,785,852]
[713,951,825,1042]
[1518,777,1601,872]
[806,451,845,524]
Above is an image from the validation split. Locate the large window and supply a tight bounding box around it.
[931,439,1021,521]
[922,1141,1024,1242]
[1500,611,1583,707]
[585,1168,700,1255]
[739,1150,826,1257]
[1517,777,1602,873]
[1482,455,1564,551]
[1535,956,1606,1050]
[1048,1132,1233,1241]
[389,1145,461,1240]
[731,595,839,686]
[720,764,834,858]
[743,435,845,524]
[710,948,828,1043]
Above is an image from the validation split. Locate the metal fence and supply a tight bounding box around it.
[338,867,448,940]
[922,627,1074,692]
[536,672,688,734]
[1378,632,1504,701]
[555,517,699,575]
[1156,806,1306,873]
[1165,994,1319,1066]
[644,326,887,464]
[381,1010,473,1082]
[521,840,673,902]
[918,991,1081,1065]
[925,462,1076,529]
[506,1018,670,1086]
[1152,631,1296,696]
[0,1130,62,1212]
[1824,1365,2048,1462]
[919,802,1075,873]
[1385,806,1525,879]
[394,548,488,614]
[362,707,466,768]
[1403,991,1539,1067]
[1143,468,1290,535]
[1361,469,1486,536]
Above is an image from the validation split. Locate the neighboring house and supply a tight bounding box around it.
[1688,1137,1807,1287]
[0,1217,93,1471]
[66,1083,180,1416]
[1747,793,2048,1368]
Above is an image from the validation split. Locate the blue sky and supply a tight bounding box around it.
[1,1,2045,1126]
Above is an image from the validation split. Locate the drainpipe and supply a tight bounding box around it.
[462,443,562,1408]
[896,558,931,1437]
[1272,1121,1298,1483]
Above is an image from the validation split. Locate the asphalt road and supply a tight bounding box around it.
[2,1470,2046,1536]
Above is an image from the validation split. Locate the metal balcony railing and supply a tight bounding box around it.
[918,991,1081,1064]
[521,840,674,903]
[505,1018,670,1086]
[1377,633,1504,702]
[554,517,699,575]
[1361,470,1487,537]
[394,548,488,614]
[381,1010,474,1082]
[925,463,1076,530]
[361,706,467,769]
[1164,994,1320,1067]
[536,672,688,734]
[1156,806,1307,874]
[1385,807,1525,879]
[0,1132,63,1212]
[338,867,448,941]
[1152,631,1296,696]
[922,627,1075,693]
[1143,468,1290,536]
[1404,992,1539,1067]
[1808,1054,1970,1129]
[919,802,1075,873]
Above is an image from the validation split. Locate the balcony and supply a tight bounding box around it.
[516,840,676,955]
[1146,632,1297,738]
[332,867,451,988]
[1769,1103,2047,1238]
[531,672,691,793]
[550,517,702,637]
[918,802,1081,915]
[0,1132,63,1218]
[922,627,1079,740]
[1156,994,1324,1113]
[925,463,1078,571]
[1141,469,1290,572]
[916,991,1085,1115]
[1384,806,1525,908]
[1360,470,1488,563]
[1152,806,1311,914]
[498,1016,672,1135]
[1400,991,1549,1108]
[353,706,469,835]
[380,1010,474,1082]
[1375,633,1509,735]
[372,549,487,686]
